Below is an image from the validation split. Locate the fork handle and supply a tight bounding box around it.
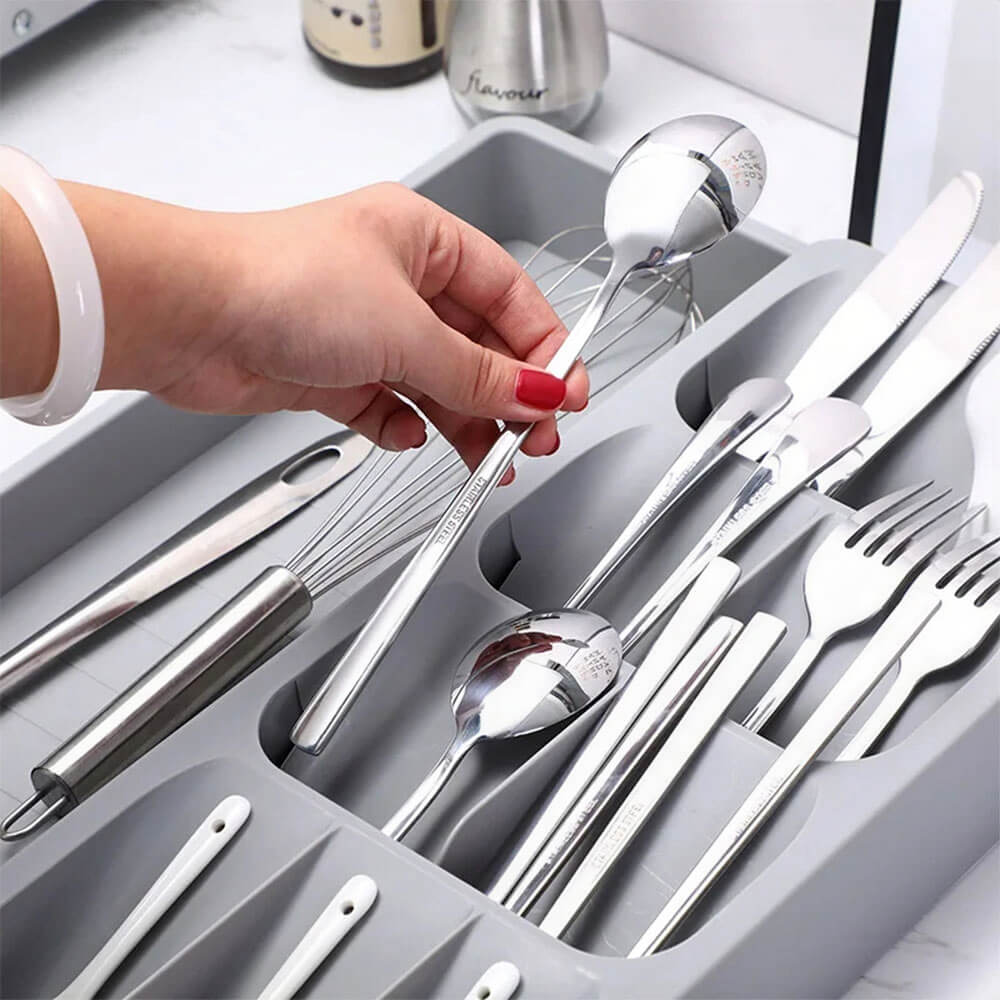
[836,663,916,760]
[741,632,826,733]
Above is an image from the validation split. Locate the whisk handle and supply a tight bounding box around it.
[291,265,631,757]
[3,567,311,841]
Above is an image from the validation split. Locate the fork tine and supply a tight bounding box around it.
[969,570,1000,605]
[847,481,934,543]
[950,545,1000,595]
[859,488,952,556]
[934,532,1000,585]
[887,497,986,565]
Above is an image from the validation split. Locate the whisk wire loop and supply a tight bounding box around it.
[288,226,699,596]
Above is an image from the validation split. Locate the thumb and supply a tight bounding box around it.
[401,307,568,422]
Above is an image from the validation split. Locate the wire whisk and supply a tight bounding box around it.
[287,226,702,599]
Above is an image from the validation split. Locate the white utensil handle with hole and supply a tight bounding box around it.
[55,795,251,1000]
[256,874,378,1000]
[463,961,522,1000]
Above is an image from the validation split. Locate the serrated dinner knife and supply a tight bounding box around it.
[817,241,1000,496]
[739,171,984,460]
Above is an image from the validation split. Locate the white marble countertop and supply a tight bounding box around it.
[0,2,996,996]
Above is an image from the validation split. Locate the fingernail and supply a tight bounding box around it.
[515,370,567,410]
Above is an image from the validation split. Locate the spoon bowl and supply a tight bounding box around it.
[381,609,622,841]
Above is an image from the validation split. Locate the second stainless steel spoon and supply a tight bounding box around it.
[381,609,622,840]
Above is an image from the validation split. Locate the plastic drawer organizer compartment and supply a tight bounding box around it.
[1,119,997,999]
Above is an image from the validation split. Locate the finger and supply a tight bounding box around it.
[394,385,560,471]
[430,291,589,411]
[419,213,569,364]
[294,384,427,452]
[476,323,589,412]
[387,289,570,424]
[395,388,502,470]
[520,419,560,457]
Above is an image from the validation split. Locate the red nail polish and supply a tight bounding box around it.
[515,370,567,410]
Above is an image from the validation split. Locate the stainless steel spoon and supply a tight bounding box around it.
[381,609,622,841]
[293,114,768,756]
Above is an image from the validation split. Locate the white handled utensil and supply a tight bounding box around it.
[55,795,250,1000]
[462,961,522,1000]
[256,875,378,1000]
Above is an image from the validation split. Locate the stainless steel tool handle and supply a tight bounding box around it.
[566,377,791,609]
[0,431,368,698]
[628,592,940,956]
[381,725,477,841]
[291,263,631,756]
[539,613,786,938]
[487,557,740,907]
[619,397,871,649]
[503,616,742,918]
[0,566,311,842]
[741,631,825,733]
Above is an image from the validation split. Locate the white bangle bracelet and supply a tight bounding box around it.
[1,146,104,425]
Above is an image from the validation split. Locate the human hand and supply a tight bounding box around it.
[89,182,589,473]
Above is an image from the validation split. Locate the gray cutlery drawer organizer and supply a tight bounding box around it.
[1,119,997,1000]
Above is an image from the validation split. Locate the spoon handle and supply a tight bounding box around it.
[291,263,631,757]
[56,796,250,1000]
[382,729,477,841]
[538,613,786,939]
[463,962,522,1000]
[503,616,743,919]
[256,875,378,1000]
[567,377,790,609]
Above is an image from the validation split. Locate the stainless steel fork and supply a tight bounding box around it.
[838,535,1000,759]
[742,483,979,734]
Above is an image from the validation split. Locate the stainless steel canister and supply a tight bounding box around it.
[444,0,609,132]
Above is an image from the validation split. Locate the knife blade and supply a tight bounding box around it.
[816,241,1000,495]
[0,428,373,696]
[738,171,984,460]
